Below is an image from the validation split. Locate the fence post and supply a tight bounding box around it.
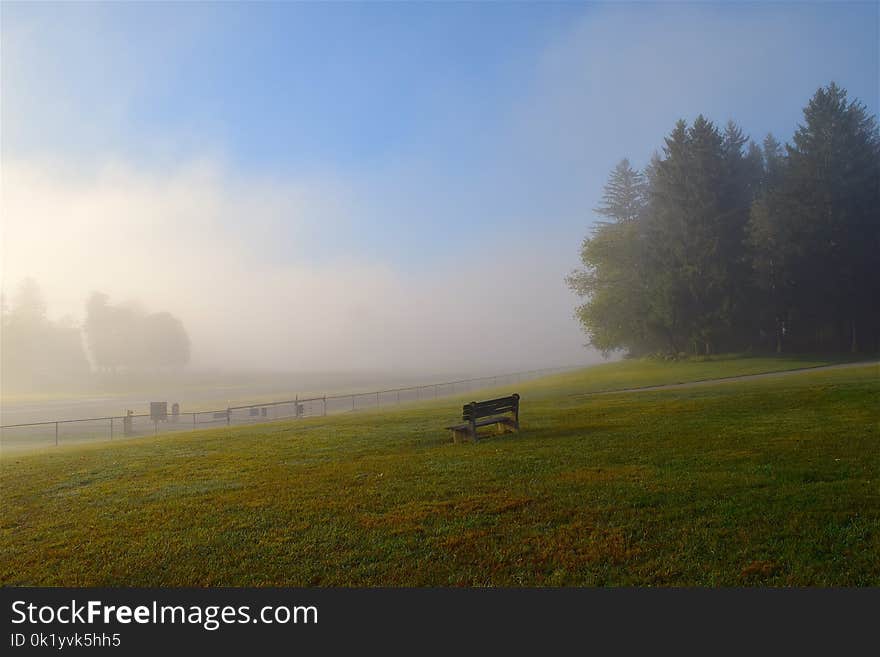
[351,395,355,411]
[110,417,114,440]
[55,422,59,446]
[434,384,438,398]
[193,413,196,430]
[397,390,400,404]
[226,408,231,426]
[376,391,380,407]
[323,396,327,416]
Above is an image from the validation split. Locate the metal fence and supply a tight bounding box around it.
[0,367,575,451]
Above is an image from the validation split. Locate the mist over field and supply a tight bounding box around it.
[2,159,595,377]
[2,2,876,399]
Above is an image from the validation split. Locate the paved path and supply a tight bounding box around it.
[584,360,879,397]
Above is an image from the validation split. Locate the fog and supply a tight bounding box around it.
[2,2,874,388]
[1,158,597,377]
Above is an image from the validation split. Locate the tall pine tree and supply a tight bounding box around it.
[567,159,654,355]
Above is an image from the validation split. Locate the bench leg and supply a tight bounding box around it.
[451,427,480,443]
[451,428,469,444]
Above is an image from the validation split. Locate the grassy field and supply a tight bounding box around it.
[1,356,877,586]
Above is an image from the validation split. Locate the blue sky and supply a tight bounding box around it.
[2,2,877,371]
[4,3,575,168]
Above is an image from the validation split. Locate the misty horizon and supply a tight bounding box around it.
[2,2,877,376]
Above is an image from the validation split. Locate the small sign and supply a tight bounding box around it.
[150,402,168,422]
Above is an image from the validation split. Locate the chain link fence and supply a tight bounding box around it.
[1,367,574,451]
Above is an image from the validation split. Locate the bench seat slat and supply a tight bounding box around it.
[463,395,519,420]
[467,401,517,411]
[464,405,515,418]
[470,403,515,411]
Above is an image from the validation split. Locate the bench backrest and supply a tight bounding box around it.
[462,394,519,421]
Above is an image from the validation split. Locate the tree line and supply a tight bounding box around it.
[1,279,190,391]
[567,83,879,357]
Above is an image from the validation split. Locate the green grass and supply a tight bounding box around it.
[1,356,877,586]
[516,352,863,393]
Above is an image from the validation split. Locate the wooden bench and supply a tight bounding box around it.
[446,394,520,443]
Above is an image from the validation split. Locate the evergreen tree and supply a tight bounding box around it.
[570,83,878,358]
[748,134,796,352]
[755,83,880,351]
[794,83,879,351]
[567,159,654,355]
[594,158,646,224]
[645,115,746,354]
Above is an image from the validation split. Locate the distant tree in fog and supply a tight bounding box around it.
[142,311,190,369]
[85,292,190,371]
[1,278,90,390]
[11,277,47,323]
[85,292,125,372]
